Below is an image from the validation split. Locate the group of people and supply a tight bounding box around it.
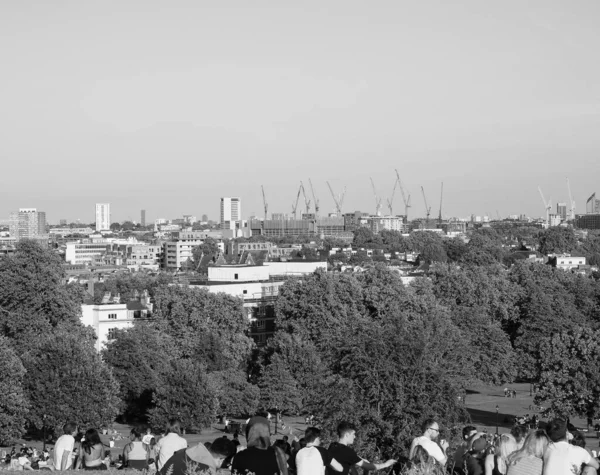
[429,418,599,475]
[3,445,52,470]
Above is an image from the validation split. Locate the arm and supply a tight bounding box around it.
[356,458,396,471]
[409,439,418,459]
[585,457,599,470]
[329,458,344,472]
[484,454,494,475]
[123,443,132,463]
[60,450,71,471]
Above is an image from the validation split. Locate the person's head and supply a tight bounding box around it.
[130,427,142,441]
[299,437,306,449]
[412,445,433,464]
[82,429,102,453]
[245,416,271,450]
[421,419,441,441]
[463,425,477,441]
[495,434,518,472]
[571,430,586,448]
[146,428,152,434]
[166,419,182,435]
[283,436,288,443]
[509,429,549,464]
[207,438,235,468]
[149,437,156,447]
[63,422,78,436]
[337,422,356,445]
[304,427,321,446]
[546,419,568,443]
[470,436,487,455]
[510,425,527,444]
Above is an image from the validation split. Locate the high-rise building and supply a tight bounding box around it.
[9,208,47,240]
[201,214,208,222]
[60,219,67,226]
[95,203,111,231]
[220,197,241,228]
[141,210,146,227]
[557,203,567,221]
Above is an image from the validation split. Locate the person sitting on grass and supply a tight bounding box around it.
[75,428,108,470]
[159,437,235,475]
[123,427,150,470]
[506,430,549,475]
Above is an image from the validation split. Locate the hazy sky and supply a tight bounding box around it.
[2,0,600,223]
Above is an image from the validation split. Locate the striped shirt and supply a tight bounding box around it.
[506,455,543,475]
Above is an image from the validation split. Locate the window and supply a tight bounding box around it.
[108,313,117,319]
[243,290,247,295]
[257,319,266,329]
[107,328,118,340]
[234,273,239,280]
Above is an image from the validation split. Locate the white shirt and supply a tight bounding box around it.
[142,433,154,445]
[543,441,591,475]
[412,436,446,464]
[53,434,75,470]
[296,446,328,475]
[155,433,188,470]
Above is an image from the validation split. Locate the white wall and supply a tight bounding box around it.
[208,265,270,282]
[263,261,326,275]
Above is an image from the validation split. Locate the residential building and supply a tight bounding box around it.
[49,227,94,237]
[126,244,163,270]
[220,197,241,228]
[95,203,110,231]
[552,255,586,271]
[141,210,146,227]
[81,291,152,351]
[8,208,48,242]
[366,215,408,233]
[190,260,327,345]
[60,219,67,226]
[163,239,203,270]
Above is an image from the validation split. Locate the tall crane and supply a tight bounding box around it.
[326,181,345,215]
[421,186,431,222]
[566,178,576,221]
[309,179,320,216]
[395,169,411,219]
[261,185,268,221]
[291,184,302,219]
[438,182,444,224]
[300,181,311,215]
[538,186,552,227]
[370,177,383,216]
[386,178,398,216]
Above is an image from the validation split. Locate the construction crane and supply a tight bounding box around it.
[300,181,311,215]
[438,182,444,224]
[291,184,302,219]
[395,169,411,219]
[309,179,320,216]
[261,185,268,221]
[386,178,398,215]
[566,178,576,221]
[370,177,383,216]
[326,181,346,215]
[421,186,431,223]
[538,186,552,227]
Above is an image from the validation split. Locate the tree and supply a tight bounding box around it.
[148,359,217,430]
[536,328,600,419]
[353,228,383,249]
[0,240,83,330]
[102,324,180,421]
[407,232,447,263]
[258,354,301,413]
[21,325,120,434]
[152,286,254,368]
[538,227,577,255]
[0,336,29,444]
[208,370,260,418]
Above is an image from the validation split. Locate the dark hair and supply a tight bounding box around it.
[63,422,77,435]
[571,430,586,448]
[412,445,433,464]
[463,426,477,440]
[510,425,527,443]
[421,418,436,433]
[299,438,306,448]
[337,421,356,438]
[149,437,156,447]
[130,428,142,440]
[546,419,567,443]
[210,438,235,458]
[304,427,321,444]
[82,429,102,454]
[166,419,182,435]
[283,436,288,442]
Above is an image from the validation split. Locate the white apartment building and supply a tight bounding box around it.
[220,197,241,229]
[127,244,162,270]
[163,239,203,270]
[66,241,109,265]
[95,203,111,231]
[555,255,586,271]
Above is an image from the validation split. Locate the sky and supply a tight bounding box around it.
[1,0,600,223]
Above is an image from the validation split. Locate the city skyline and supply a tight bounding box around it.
[2,1,600,221]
